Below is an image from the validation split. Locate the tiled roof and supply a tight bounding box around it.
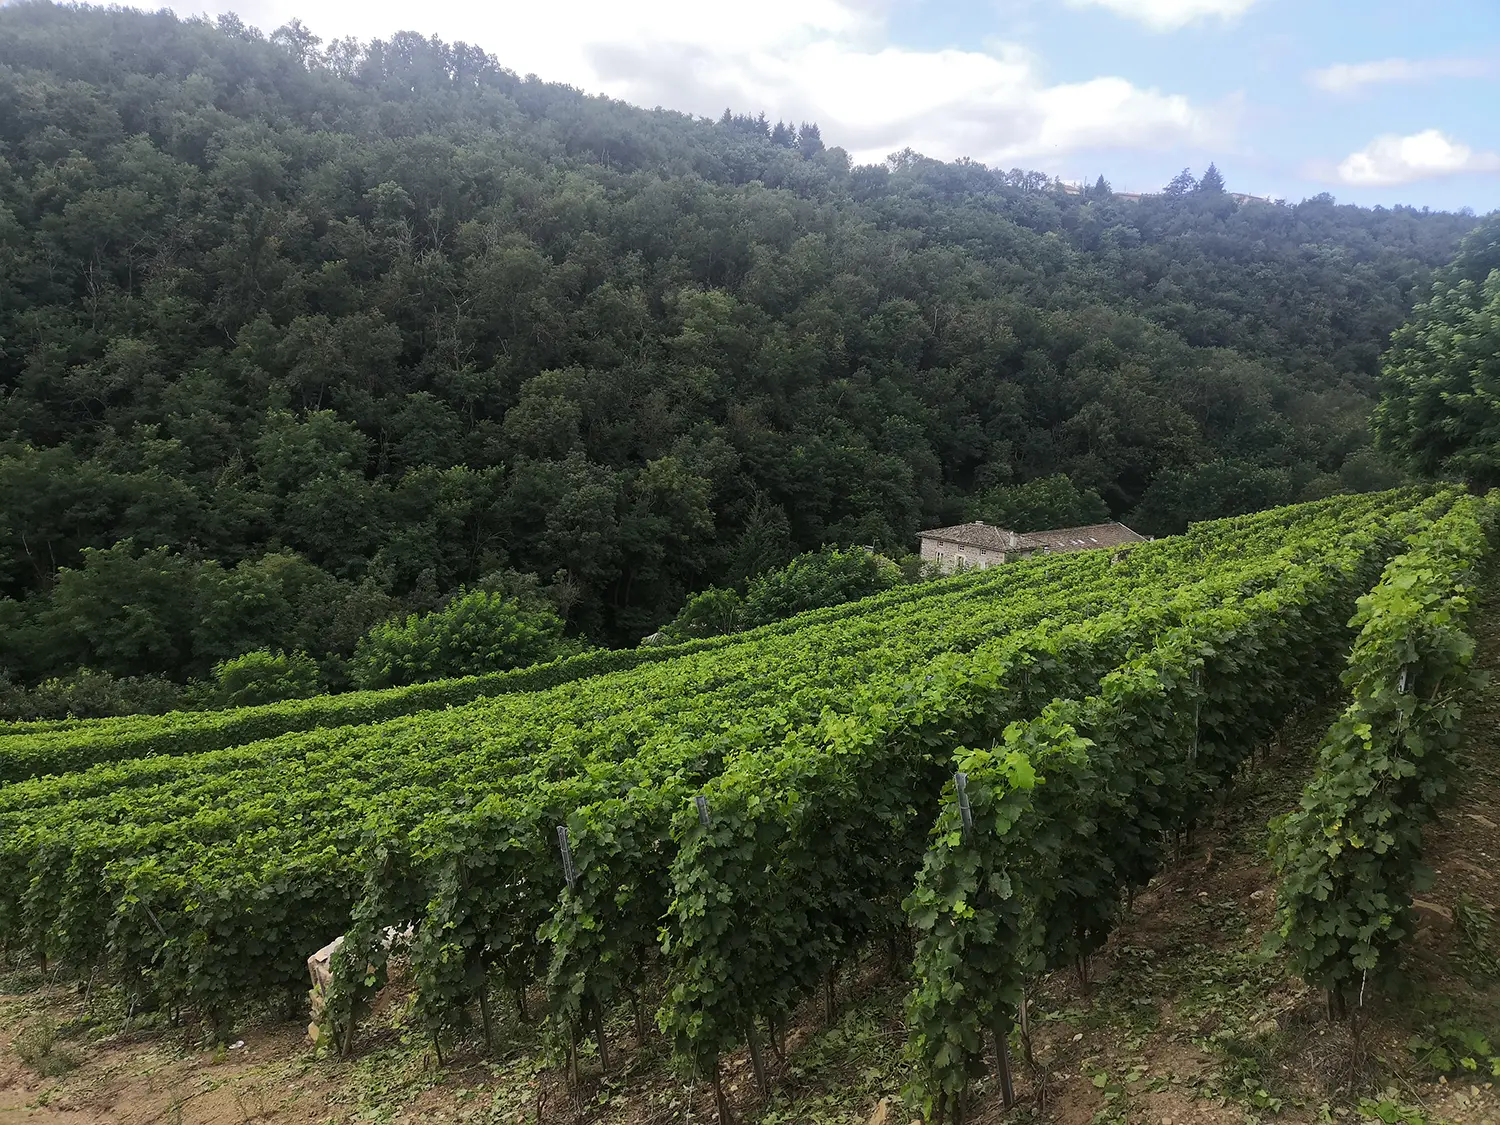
[1021,522,1147,551]
[916,522,1032,551]
[918,520,1146,553]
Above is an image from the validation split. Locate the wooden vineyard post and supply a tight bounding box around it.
[746,1019,771,1103]
[954,772,973,842]
[992,1019,1016,1109]
[1018,986,1034,1065]
[478,984,494,1053]
[594,999,611,1075]
[694,795,733,1122]
[629,986,645,1045]
[1019,986,1048,1110]
[1188,666,1201,766]
[557,824,583,1084]
[556,825,578,891]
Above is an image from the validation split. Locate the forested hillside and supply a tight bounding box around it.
[0,1,1480,711]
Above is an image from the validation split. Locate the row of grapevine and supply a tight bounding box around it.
[324,492,1440,1063]
[1270,493,1499,1013]
[661,497,1439,1105]
[0,556,1063,781]
[0,488,1435,784]
[2,530,1254,839]
[899,491,1492,1122]
[0,544,1164,830]
[404,574,1240,1062]
[0,491,1453,1058]
[324,538,1300,1049]
[0,541,1207,1018]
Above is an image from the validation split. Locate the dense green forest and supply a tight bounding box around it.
[0,1,1483,715]
[1374,216,1500,489]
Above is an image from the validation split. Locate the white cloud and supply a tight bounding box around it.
[1330,130,1500,187]
[1310,56,1493,95]
[1061,0,1260,32]
[180,0,1225,167]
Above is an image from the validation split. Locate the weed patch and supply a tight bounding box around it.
[12,1015,81,1076]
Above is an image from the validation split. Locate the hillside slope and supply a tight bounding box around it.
[0,1,1479,705]
[1,547,1495,1125]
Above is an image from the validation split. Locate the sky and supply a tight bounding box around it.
[165,0,1499,212]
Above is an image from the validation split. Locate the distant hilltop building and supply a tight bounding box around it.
[917,520,1147,572]
[1057,182,1275,205]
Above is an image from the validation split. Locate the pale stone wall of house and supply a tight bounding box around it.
[920,537,1007,573]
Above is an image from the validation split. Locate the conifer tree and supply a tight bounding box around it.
[797,121,824,157]
[1164,167,1197,196]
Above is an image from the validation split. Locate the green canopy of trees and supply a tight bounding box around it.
[971,475,1109,533]
[0,2,1479,712]
[1375,216,1500,488]
[658,546,902,642]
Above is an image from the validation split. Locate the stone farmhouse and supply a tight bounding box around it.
[917,520,1147,572]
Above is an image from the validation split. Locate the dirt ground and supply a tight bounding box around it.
[4,612,1500,1125]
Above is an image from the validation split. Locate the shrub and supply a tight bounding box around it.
[352,590,572,689]
[660,586,746,641]
[212,649,321,708]
[0,667,196,721]
[743,547,902,625]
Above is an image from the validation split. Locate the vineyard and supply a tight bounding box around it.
[1,487,1496,1124]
